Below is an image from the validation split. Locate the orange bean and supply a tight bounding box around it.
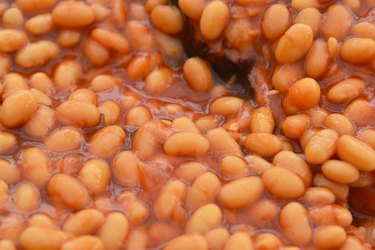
[56,100,100,128]
[294,7,321,36]
[151,6,184,35]
[52,1,95,28]
[340,38,375,64]
[200,1,229,40]
[45,126,83,152]
[183,57,213,92]
[305,129,339,165]
[0,29,27,53]
[322,4,352,40]
[79,159,110,195]
[127,56,152,80]
[261,4,290,40]
[145,67,174,93]
[323,114,354,136]
[321,160,359,184]
[164,131,210,157]
[14,182,40,212]
[305,39,330,79]
[287,78,321,110]
[54,59,82,89]
[20,226,69,250]
[250,106,275,133]
[178,0,205,20]
[21,147,51,187]
[113,151,141,188]
[224,232,253,250]
[62,209,105,236]
[185,203,223,234]
[0,159,20,184]
[271,63,302,93]
[243,133,283,157]
[99,212,130,250]
[61,236,105,250]
[16,0,56,12]
[88,126,126,158]
[327,78,365,104]
[16,41,60,68]
[0,131,17,155]
[83,37,110,66]
[125,106,152,126]
[164,233,208,250]
[57,29,81,48]
[26,14,53,35]
[91,28,130,54]
[313,225,346,249]
[282,114,310,139]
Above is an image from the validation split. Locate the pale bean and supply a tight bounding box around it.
[20,226,69,250]
[303,187,335,206]
[322,4,352,40]
[26,14,53,35]
[294,8,321,36]
[164,131,210,157]
[0,131,17,154]
[186,204,222,234]
[327,78,365,104]
[113,151,140,188]
[15,182,40,211]
[0,29,27,53]
[271,63,302,93]
[323,114,354,136]
[54,59,82,89]
[47,174,90,208]
[0,90,38,128]
[358,129,375,150]
[245,155,273,175]
[62,236,104,250]
[313,225,346,249]
[305,129,339,165]
[16,0,56,12]
[220,155,249,179]
[337,135,375,171]
[175,162,205,182]
[79,159,110,195]
[218,176,263,209]
[52,1,95,28]
[16,41,60,68]
[352,22,375,40]
[275,24,313,63]
[344,99,374,127]
[210,97,244,117]
[90,75,117,92]
[3,8,24,28]
[91,28,130,54]
[250,106,275,133]
[200,1,229,40]
[127,55,152,80]
[125,106,152,126]
[151,6,184,35]
[62,209,105,236]
[279,202,312,245]
[243,133,282,157]
[183,57,213,92]
[262,167,305,199]
[261,4,290,40]
[313,174,349,200]
[282,114,310,139]
[305,39,330,79]
[45,127,82,152]
[340,38,375,64]
[56,100,100,128]
[145,67,174,93]
[224,232,253,250]
[186,172,221,210]
[57,29,81,48]
[321,160,359,184]
[248,199,278,224]
[178,0,205,20]
[88,126,125,158]
[205,228,229,250]
[21,147,51,187]
[288,78,321,110]
[0,159,20,184]
[0,180,8,208]
[99,212,130,250]
[29,72,54,96]
[225,19,258,52]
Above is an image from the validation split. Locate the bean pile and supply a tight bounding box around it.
[0,0,374,249]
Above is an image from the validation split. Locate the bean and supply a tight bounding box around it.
[0,131,17,154]
[164,234,208,250]
[84,39,111,66]
[127,21,155,51]
[20,226,69,250]
[248,199,278,224]
[113,151,140,188]
[341,236,366,250]
[79,159,110,195]
[224,232,253,250]
[0,90,38,128]
[47,174,90,208]
[172,117,200,133]
[0,159,20,184]
[21,147,51,187]
[16,0,56,12]
[261,4,290,40]
[151,6,184,35]
[225,19,258,53]
[145,0,168,12]
[26,14,53,35]
[125,106,152,126]
[127,55,152,80]
[358,129,375,150]
[352,22,375,40]
[69,89,97,105]
[91,28,130,54]
[62,236,104,250]
[0,29,27,53]
[99,212,130,250]
[187,172,221,210]
[30,89,52,106]
[145,67,174,93]
[340,38,375,64]
[45,127,83,152]
[305,39,330,79]
[164,131,210,157]
[323,114,354,136]
[322,160,359,184]
[294,8,321,37]
[52,1,95,28]
[282,114,310,139]
[288,78,321,110]
[337,135,375,171]
[275,24,313,63]
[303,187,335,206]
[245,155,273,175]
[15,182,40,211]
[2,73,28,100]
[183,57,213,92]
[313,174,349,200]
[91,3,110,22]
[175,162,205,182]
[250,106,275,133]
[220,155,249,179]
[112,0,127,24]
[178,0,204,20]
[344,99,374,127]
[200,1,229,40]
[57,29,81,48]
[262,167,305,200]
[62,209,105,236]
[206,128,243,156]
[126,227,149,250]
[243,133,282,157]
[3,8,24,28]
[132,122,158,160]
[16,41,60,68]
[148,222,182,245]
[186,204,222,234]
[210,97,244,117]
[29,214,54,228]
[313,225,346,249]
[88,126,126,158]
[271,63,302,93]
[322,4,352,40]
[118,192,149,224]
[0,180,9,208]
[29,72,54,96]
[54,59,82,89]
[305,129,338,164]
[205,228,229,250]
[279,202,312,245]
[195,115,223,133]
[90,75,117,92]
[56,100,100,128]
[291,0,320,9]
[0,240,16,250]
[218,176,263,209]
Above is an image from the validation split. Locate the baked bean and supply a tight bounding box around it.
[248,199,278,224]
[328,78,365,104]
[62,209,104,236]
[90,75,117,92]
[0,29,27,53]
[224,232,253,250]
[303,187,335,206]
[69,89,97,105]
[341,236,366,250]
[337,135,375,171]
[2,73,28,101]
[111,0,127,24]
[243,133,282,157]
[148,222,182,245]
[97,100,120,125]
[220,155,249,179]
[52,1,95,28]
[127,56,152,80]
[91,28,130,54]
[250,106,275,133]
[164,233,208,250]
[186,172,221,210]
[99,212,130,250]
[171,117,200,133]
[254,235,281,250]
[83,38,108,66]
[352,22,375,40]
[118,192,149,224]
[0,54,10,78]
[54,59,82,89]
[164,131,210,157]
[305,129,339,165]
[279,202,312,245]
[291,0,320,9]
[3,8,24,28]
[288,78,321,110]
[88,126,126,158]
[358,129,375,149]
[125,106,152,126]
[91,3,110,22]
[225,19,258,52]
[261,4,290,40]
[56,100,100,128]
[186,204,222,233]
[21,147,51,187]
[275,24,313,63]
[178,0,204,21]
[15,182,40,212]
[0,90,38,128]
[313,225,346,249]
[322,4,352,40]
[79,159,110,195]
[183,57,213,92]
[218,176,263,209]
[281,114,310,139]
[340,38,375,64]
[206,128,243,156]
[344,99,374,127]
[195,115,222,133]
[145,67,174,93]
[151,6,184,35]
[26,14,53,35]
[57,29,81,48]
[16,0,55,12]
[29,214,54,229]
[132,122,158,160]
[0,131,17,154]
[313,174,349,200]
[271,63,302,93]
[0,213,26,240]
[20,226,69,250]
[30,89,52,106]
[245,155,273,175]
[61,236,105,250]
[113,151,140,188]
[200,1,229,40]
[175,162,205,182]
[305,39,330,79]
[294,8,321,36]
[307,107,330,128]
[25,105,55,137]
[145,0,168,12]
[0,180,9,208]
[321,160,359,184]
[300,128,320,151]
[47,174,90,208]
[210,97,244,117]
[0,240,16,250]
[262,167,305,199]
[45,127,82,152]
[204,228,229,250]
[323,114,354,136]
[0,159,20,184]
[29,72,54,96]
[16,40,60,68]
[127,21,155,51]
